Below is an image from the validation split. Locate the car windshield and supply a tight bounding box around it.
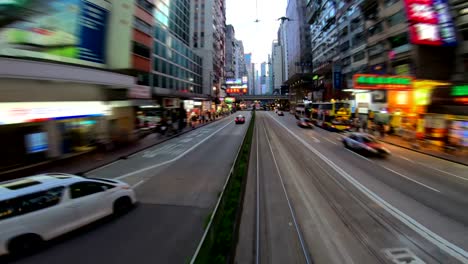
[361,136,377,143]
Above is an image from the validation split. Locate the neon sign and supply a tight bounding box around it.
[404,0,457,46]
[353,74,413,90]
[451,85,468,96]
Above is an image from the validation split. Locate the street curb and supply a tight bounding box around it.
[80,117,228,175]
[381,140,468,166]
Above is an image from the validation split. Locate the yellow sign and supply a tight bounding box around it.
[395,64,410,75]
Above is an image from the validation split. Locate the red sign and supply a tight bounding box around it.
[404,0,457,46]
[405,0,438,24]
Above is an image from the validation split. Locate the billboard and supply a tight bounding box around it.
[0,0,111,68]
[404,0,457,46]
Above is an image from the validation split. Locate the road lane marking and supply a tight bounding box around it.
[132,180,145,189]
[267,114,468,263]
[397,155,467,181]
[417,163,468,182]
[382,166,441,193]
[255,124,260,264]
[310,136,320,143]
[262,124,312,264]
[397,155,416,163]
[345,149,374,163]
[325,137,338,145]
[111,119,235,180]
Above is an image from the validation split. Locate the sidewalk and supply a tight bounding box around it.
[380,135,468,166]
[0,118,225,181]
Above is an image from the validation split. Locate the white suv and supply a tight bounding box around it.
[0,173,137,256]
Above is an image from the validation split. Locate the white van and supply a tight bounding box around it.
[0,173,137,256]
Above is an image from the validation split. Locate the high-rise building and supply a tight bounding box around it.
[307,0,367,101]
[225,25,236,79]
[284,0,313,107]
[271,40,284,94]
[451,0,468,81]
[359,0,457,80]
[235,40,247,79]
[153,0,204,98]
[224,25,246,80]
[245,53,255,94]
[191,0,226,96]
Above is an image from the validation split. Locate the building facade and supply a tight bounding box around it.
[245,53,255,95]
[191,0,226,96]
[0,0,136,170]
[284,0,313,109]
[225,25,236,79]
[271,41,284,95]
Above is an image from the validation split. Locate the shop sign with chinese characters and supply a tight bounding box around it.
[353,74,413,90]
[404,0,457,46]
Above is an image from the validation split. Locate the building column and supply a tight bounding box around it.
[43,120,62,159]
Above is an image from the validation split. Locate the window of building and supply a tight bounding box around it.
[352,32,365,47]
[350,18,361,31]
[368,42,385,56]
[136,0,153,13]
[388,32,409,48]
[387,12,406,28]
[134,17,152,35]
[137,72,149,86]
[340,41,350,52]
[384,0,399,7]
[162,61,168,74]
[368,22,383,36]
[342,56,351,66]
[133,42,150,58]
[353,51,365,62]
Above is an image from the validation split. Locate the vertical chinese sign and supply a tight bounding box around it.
[404,0,457,46]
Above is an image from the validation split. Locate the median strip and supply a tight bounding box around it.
[190,111,255,264]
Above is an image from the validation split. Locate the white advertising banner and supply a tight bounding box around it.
[0,101,110,125]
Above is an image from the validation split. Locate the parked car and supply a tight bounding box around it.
[297,117,314,128]
[342,132,390,157]
[235,115,245,124]
[277,111,284,116]
[0,173,137,256]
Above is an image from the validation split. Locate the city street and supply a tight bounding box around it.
[3,112,251,264]
[236,111,468,264]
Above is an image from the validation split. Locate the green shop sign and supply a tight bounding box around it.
[355,75,412,86]
[451,85,468,96]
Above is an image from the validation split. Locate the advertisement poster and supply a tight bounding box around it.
[0,0,110,67]
[25,132,48,154]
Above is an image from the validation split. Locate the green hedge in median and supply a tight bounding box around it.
[194,111,255,264]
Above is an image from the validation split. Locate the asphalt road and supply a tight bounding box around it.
[4,112,251,264]
[260,111,468,263]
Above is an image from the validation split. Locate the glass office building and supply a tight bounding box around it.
[153,0,203,95]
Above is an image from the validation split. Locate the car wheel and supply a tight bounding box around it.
[113,196,133,216]
[8,234,44,256]
[343,141,349,148]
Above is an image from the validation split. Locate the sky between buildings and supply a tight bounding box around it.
[226,0,287,64]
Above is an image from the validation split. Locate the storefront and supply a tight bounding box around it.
[0,101,110,169]
[425,85,468,148]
